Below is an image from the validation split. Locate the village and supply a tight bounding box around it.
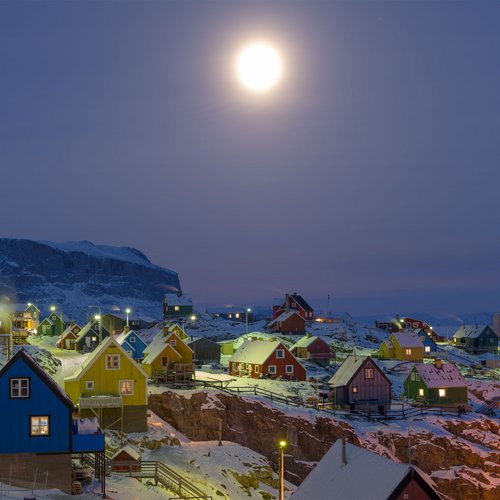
[0,292,498,499]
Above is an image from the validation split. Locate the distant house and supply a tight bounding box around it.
[452,324,499,354]
[291,439,441,500]
[56,323,82,350]
[375,316,444,341]
[268,310,306,334]
[0,349,104,493]
[0,305,12,335]
[164,323,189,340]
[11,303,40,330]
[404,359,468,407]
[115,329,148,361]
[65,336,148,432]
[38,310,67,336]
[187,337,221,365]
[378,332,424,362]
[219,340,235,355]
[163,292,193,319]
[328,355,392,412]
[273,293,314,321]
[413,328,437,356]
[229,340,306,380]
[142,330,194,381]
[74,320,111,353]
[290,334,332,363]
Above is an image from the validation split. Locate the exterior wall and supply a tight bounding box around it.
[190,339,221,363]
[0,357,72,454]
[345,359,391,408]
[395,477,435,500]
[378,341,394,359]
[262,346,306,380]
[163,304,193,319]
[220,341,235,355]
[0,453,72,493]
[229,361,261,378]
[65,343,147,407]
[272,314,305,334]
[307,338,332,360]
[75,325,111,352]
[144,343,182,376]
[80,405,148,432]
[392,336,424,361]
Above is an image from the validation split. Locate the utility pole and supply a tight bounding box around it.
[279,440,287,500]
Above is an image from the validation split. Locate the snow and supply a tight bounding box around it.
[229,339,283,364]
[413,362,467,388]
[392,331,425,348]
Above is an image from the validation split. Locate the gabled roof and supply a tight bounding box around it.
[115,329,147,348]
[110,445,141,461]
[142,334,182,365]
[411,362,467,389]
[291,335,327,350]
[64,336,148,382]
[39,317,54,326]
[391,331,424,348]
[60,323,81,340]
[453,324,498,339]
[75,320,109,341]
[186,336,220,346]
[164,293,192,306]
[268,310,304,327]
[0,349,73,410]
[290,293,313,312]
[291,440,440,500]
[229,340,288,365]
[328,355,390,388]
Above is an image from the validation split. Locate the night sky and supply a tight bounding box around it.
[1,1,500,314]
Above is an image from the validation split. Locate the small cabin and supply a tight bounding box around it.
[291,334,332,363]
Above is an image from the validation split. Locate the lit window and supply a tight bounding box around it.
[105,354,120,370]
[10,378,30,398]
[352,386,358,393]
[276,349,285,359]
[439,389,446,397]
[405,349,412,355]
[119,380,134,396]
[235,313,240,319]
[174,306,180,311]
[129,336,136,343]
[30,416,49,436]
[364,368,374,379]
[85,381,94,391]
[425,346,431,352]
[418,388,424,396]
[232,363,237,371]
[269,365,276,374]
[286,365,294,374]
[255,365,259,373]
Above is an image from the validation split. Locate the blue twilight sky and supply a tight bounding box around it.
[1,1,500,315]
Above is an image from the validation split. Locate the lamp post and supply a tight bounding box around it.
[279,440,287,500]
[125,308,131,328]
[88,305,102,344]
[246,308,251,335]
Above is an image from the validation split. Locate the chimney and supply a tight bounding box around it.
[434,358,442,369]
[123,325,130,334]
[285,294,290,309]
[341,435,347,466]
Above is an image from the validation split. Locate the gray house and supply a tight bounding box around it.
[452,325,499,354]
[329,355,392,412]
[187,337,221,365]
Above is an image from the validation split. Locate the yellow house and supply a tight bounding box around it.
[64,337,148,432]
[142,330,194,381]
[164,323,189,340]
[219,340,235,355]
[379,332,424,362]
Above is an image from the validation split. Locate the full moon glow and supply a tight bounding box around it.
[236,43,283,93]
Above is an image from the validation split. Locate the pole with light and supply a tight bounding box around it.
[279,439,287,500]
[88,305,102,344]
[125,308,131,328]
[246,308,251,335]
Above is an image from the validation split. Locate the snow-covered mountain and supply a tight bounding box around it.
[0,238,180,321]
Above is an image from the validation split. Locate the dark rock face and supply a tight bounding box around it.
[0,238,180,320]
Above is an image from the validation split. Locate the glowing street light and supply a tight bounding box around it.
[50,305,56,312]
[125,308,131,328]
[88,305,102,344]
[279,440,287,500]
[246,308,252,335]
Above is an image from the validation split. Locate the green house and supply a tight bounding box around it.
[404,360,467,407]
[75,320,111,353]
[38,311,66,336]
[162,292,193,319]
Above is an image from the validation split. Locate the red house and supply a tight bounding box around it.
[291,334,332,362]
[273,293,314,321]
[268,310,305,334]
[229,340,306,380]
[375,316,444,341]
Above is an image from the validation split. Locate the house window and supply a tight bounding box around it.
[255,365,259,374]
[425,346,431,352]
[438,388,446,397]
[286,365,294,374]
[170,339,177,346]
[235,313,240,319]
[405,349,412,355]
[119,380,134,396]
[410,372,420,382]
[174,306,180,311]
[30,416,49,436]
[276,349,285,359]
[352,386,358,393]
[85,381,94,391]
[105,354,120,370]
[129,336,136,343]
[127,351,133,356]
[232,362,237,371]
[364,368,374,380]
[10,378,30,398]
[418,388,424,396]
[268,365,277,374]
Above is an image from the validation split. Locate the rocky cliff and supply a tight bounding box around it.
[149,390,500,500]
[0,238,180,321]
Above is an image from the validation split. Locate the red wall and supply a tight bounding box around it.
[262,345,306,380]
[396,478,433,499]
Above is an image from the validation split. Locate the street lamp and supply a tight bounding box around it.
[279,440,287,500]
[125,308,131,328]
[246,308,251,335]
[88,305,102,344]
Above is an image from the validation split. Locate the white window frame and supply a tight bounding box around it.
[255,365,259,374]
[276,349,285,359]
[119,380,134,396]
[268,365,277,374]
[285,365,294,374]
[425,346,431,352]
[364,368,374,380]
[174,306,180,311]
[105,354,120,370]
[30,415,49,436]
[170,339,177,346]
[129,336,136,343]
[85,381,95,391]
[10,378,30,398]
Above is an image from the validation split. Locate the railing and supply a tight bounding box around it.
[80,395,123,408]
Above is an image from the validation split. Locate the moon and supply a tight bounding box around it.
[236,43,283,93]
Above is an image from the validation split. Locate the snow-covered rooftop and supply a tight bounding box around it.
[268,310,302,327]
[229,339,282,365]
[328,355,368,387]
[392,331,424,348]
[453,324,496,339]
[413,362,467,389]
[164,293,192,306]
[290,334,323,350]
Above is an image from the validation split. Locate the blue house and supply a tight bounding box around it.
[116,329,148,361]
[414,328,437,355]
[0,349,105,493]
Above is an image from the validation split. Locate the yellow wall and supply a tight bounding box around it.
[378,341,394,359]
[64,343,147,406]
[220,342,234,355]
[391,335,424,361]
[142,332,193,376]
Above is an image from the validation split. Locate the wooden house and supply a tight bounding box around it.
[164,322,189,340]
[0,304,12,335]
[74,319,111,353]
[163,292,193,319]
[11,303,40,330]
[273,293,314,321]
[290,334,332,363]
[268,310,306,334]
[404,359,468,407]
[187,336,221,365]
[110,445,141,472]
[65,336,148,432]
[328,355,391,412]
[414,328,437,356]
[229,340,306,380]
[291,439,440,500]
[219,339,235,355]
[38,310,67,336]
[142,330,194,381]
[378,332,424,361]
[375,316,444,341]
[452,324,499,354]
[56,323,82,350]
[0,349,104,493]
[116,329,148,361]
